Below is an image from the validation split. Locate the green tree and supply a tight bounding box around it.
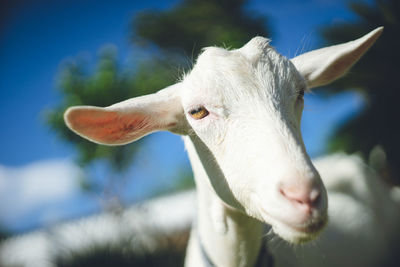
[321,0,400,183]
[132,0,270,62]
[47,0,271,198]
[46,46,174,195]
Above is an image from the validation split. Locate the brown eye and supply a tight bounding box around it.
[189,106,209,120]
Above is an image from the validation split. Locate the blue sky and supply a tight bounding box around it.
[0,0,367,232]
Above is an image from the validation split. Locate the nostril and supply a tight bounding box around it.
[310,189,321,205]
[279,186,320,208]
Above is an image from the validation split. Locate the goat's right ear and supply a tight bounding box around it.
[64,84,187,145]
[291,27,383,88]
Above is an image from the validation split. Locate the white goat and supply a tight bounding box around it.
[64,27,384,267]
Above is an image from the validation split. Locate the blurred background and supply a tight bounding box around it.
[0,0,399,266]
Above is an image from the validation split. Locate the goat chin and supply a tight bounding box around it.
[251,193,328,244]
[271,214,328,244]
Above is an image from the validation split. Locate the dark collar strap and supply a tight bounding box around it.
[198,235,274,267]
[198,236,215,267]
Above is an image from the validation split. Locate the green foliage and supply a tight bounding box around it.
[321,0,400,183]
[46,46,171,173]
[47,0,270,194]
[150,167,195,198]
[0,226,10,242]
[173,170,196,191]
[133,0,270,58]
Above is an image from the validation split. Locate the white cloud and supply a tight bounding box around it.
[0,159,84,229]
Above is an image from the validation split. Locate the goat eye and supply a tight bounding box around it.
[189,106,209,120]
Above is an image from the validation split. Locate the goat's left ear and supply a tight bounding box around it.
[291,27,383,88]
[64,83,187,145]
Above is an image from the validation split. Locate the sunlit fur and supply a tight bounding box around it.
[181,38,327,242]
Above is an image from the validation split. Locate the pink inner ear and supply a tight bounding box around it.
[66,108,152,145]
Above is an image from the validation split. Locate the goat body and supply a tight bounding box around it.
[64,28,393,267]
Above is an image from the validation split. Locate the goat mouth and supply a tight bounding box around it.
[253,196,327,243]
[260,207,327,234]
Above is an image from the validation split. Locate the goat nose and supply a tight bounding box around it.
[279,185,321,212]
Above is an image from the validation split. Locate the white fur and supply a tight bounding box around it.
[64,28,386,267]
